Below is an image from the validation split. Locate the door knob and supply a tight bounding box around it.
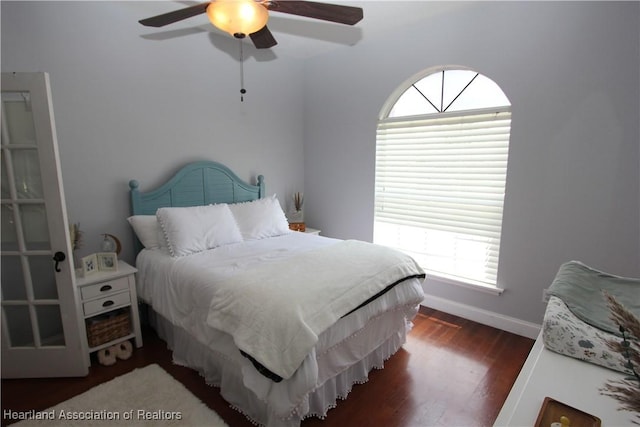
[52,251,66,272]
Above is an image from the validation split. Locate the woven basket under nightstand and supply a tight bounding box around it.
[86,310,131,348]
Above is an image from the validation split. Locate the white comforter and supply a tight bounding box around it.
[137,233,424,379]
[206,239,425,380]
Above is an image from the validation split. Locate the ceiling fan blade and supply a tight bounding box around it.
[250,26,278,49]
[139,2,210,27]
[267,0,363,25]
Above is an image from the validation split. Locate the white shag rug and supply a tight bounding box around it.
[12,364,228,426]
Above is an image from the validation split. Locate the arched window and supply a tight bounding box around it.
[374,68,511,290]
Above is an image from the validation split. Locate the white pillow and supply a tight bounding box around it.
[127,215,161,249]
[229,195,291,240]
[156,204,243,257]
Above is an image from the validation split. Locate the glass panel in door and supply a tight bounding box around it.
[1,72,86,378]
[1,90,64,349]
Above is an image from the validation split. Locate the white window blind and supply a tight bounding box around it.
[374,109,511,287]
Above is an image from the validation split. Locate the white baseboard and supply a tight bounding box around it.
[421,295,541,339]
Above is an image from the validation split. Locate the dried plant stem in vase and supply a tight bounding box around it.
[69,222,83,270]
[290,192,304,224]
[599,291,640,424]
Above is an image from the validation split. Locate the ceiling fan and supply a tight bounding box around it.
[139,0,364,49]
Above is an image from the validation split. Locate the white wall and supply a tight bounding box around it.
[303,1,640,330]
[1,1,306,263]
[3,1,638,334]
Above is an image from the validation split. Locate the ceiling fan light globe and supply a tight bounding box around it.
[206,0,269,37]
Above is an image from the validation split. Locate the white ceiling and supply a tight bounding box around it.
[132,1,466,59]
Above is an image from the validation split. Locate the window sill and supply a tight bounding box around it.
[425,272,504,296]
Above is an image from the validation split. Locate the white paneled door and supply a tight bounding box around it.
[1,72,87,378]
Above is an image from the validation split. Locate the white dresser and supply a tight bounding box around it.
[494,334,635,426]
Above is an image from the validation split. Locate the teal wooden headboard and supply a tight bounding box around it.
[129,160,265,251]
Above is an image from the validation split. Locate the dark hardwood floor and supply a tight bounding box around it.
[1,307,534,427]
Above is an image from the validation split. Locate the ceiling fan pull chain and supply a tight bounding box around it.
[239,39,246,102]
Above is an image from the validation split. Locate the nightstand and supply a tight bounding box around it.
[76,260,142,366]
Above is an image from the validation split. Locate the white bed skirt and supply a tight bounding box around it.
[150,307,415,427]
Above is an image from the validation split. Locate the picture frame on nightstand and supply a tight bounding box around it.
[80,253,98,277]
[97,252,118,272]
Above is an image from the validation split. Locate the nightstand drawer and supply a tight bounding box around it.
[83,291,131,316]
[80,276,129,300]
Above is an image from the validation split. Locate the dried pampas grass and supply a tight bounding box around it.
[599,291,640,424]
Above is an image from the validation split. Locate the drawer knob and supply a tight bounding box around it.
[100,285,112,292]
[102,300,114,308]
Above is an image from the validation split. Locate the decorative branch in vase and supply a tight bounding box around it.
[599,291,640,424]
[293,192,303,213]
[289,192,305,231]
[69,222,83,269]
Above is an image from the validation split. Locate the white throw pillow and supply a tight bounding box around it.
[127,215,161,249]
[156,204,243,257]
[229,195,291,240]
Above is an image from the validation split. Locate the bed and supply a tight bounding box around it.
[127,160,426,427]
